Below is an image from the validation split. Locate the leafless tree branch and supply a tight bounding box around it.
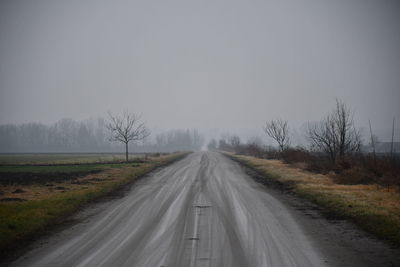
[307,99,361,162]
[264,119,290,152]
[106,111,150,161]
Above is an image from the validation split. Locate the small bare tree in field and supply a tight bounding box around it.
[308,100,361,162]
[264,119,290,152]
[106,112,149,162]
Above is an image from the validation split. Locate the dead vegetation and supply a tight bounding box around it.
[278,149,400,188]
[228,153,400,246]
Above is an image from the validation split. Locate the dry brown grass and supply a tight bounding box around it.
[0,167,138,201]
[229,154,400,246]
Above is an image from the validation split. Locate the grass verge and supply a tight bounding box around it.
[0,152,188,256]
[0,153,136,165]
[0,164,110,173]
[226,153,400,247]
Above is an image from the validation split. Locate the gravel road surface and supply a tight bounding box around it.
[11,152,399,267]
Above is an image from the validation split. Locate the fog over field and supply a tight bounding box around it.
[2,3,400,265]
[1,0,399,149]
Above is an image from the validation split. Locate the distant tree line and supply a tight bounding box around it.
[0,118,204,153]
[0,118,110,153]
[212,100,364,161]
[153,129,204,152]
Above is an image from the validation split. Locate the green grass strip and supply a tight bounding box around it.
[0,153,188,254]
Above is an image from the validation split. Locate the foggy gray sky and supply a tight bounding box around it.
[1,0,399,142]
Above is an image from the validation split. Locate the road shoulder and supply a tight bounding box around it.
[0,153,189,266]
[225,153,400,267]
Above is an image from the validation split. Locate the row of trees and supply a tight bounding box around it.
[262,100,361,162]
[213,100,383,163]
[0,114,204,157]
[0,118,111,153]
[153,129,204,153]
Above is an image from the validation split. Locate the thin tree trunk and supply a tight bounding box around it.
[369,120,376,162]
[390,117,395,160]
[125,142,128,162]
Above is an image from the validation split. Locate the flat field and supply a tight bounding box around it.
[0,153,138,165]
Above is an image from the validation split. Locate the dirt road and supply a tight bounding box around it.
[11,152,399,267]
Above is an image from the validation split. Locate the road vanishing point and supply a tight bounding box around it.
[11,152,399,267]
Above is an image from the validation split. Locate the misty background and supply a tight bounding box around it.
[1,0,399,152]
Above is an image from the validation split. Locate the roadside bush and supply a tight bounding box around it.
[235,143,268,158]
[332,155,400,186]
[305,157,335,174]
[333,166,377,185]
[280,148,312,164]
[364,156,400,187]
[244,143,265,158]
[263,149,280,159]
[233,141,400,187]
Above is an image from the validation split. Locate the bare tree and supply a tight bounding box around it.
[368,119,377,160]
[308,100,361,162]
[264,119,290,152]
[106,111,149,162]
